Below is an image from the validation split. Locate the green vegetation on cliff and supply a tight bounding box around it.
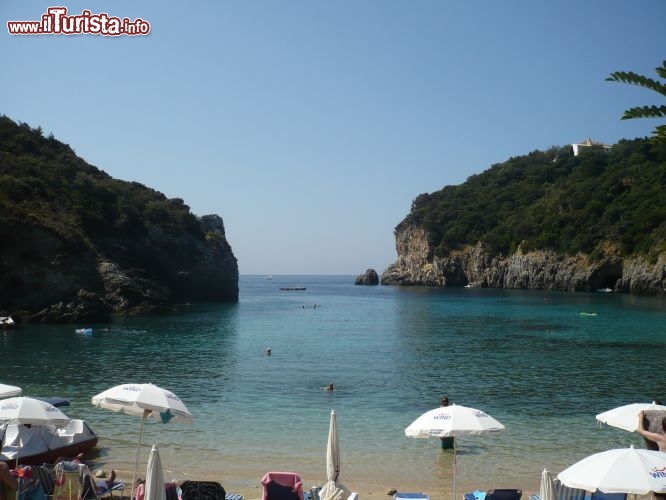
[1,116,211,245]
[0,115,238,321]
[400,138,666,261]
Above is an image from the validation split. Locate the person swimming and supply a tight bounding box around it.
[325,383,335,391]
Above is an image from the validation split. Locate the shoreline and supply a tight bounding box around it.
[91,457,542,500]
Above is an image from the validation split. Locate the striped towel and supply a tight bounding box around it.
[32,466,56,496]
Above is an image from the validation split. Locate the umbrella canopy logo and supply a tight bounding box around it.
[1,402,19,411]
[123,385,143,393]
[650,467,666,478]
[433,413,451,421]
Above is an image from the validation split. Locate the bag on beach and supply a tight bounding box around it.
[180,481,226,500]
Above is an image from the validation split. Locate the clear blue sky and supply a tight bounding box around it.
[2,1,664,275]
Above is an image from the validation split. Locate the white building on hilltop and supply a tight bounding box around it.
[571,138,612,156]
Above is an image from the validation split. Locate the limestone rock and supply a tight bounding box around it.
[0,214,238,322]
[381,223,666,295]
[355,268,379,286]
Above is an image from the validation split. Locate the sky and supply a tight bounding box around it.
[1,1,665,275]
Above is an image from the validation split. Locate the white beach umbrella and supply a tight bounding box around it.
[0,384,22,399]
[539,469,558,500]
[557,446,666,495]
[145,445,166,500]
[596,402,666,432]
[0,396,69,426]
[0,397,70,468]
[91,383,192,496]
[405,404,505,500]
[405,404,505,438]
[319,410,350,500]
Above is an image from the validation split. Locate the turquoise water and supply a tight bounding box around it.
[2,276,665,497]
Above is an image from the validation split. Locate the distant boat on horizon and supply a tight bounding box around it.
[266,275,273,280]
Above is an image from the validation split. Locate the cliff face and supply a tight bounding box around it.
[381,224,666,295]
[0,214,238,323]
[0,116,238,323]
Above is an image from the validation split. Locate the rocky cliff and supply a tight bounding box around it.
[380,139,666,295]
[0,116,238,322]
[1,206,239,324]
[381,224,666,295]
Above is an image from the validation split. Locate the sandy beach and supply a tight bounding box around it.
[93,457,543,500]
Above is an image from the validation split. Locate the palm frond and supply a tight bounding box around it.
[655,60,666,80]
[621,105,666,120]
[606,71,666,97]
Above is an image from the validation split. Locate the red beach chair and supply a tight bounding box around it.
[261,472,303,500]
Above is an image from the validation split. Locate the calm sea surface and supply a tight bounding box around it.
[2,276,666,498]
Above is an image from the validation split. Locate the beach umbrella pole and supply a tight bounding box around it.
[453,438,457,500]
[131,414,147,499]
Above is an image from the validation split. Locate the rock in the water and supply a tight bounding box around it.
[355,268,379,285]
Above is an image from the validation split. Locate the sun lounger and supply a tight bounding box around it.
[261,472,303,500]
[485,490,522,500]
[528,469,586,500]
[464,491,486,500]
[393,493,429,500]
[225,494,244,500]
[92,478,125,499]
[15,467,48,500]
[52,461,125,500]
[590,492,626,500]
[466,489,521,500]
[32,465,56,497]
[180,480,227,500]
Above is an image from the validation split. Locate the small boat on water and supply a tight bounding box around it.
[0,419,98,466]
[0,384,22,399]
[0,316,14,329]
[0,386,98,465]
[0,384,70,408]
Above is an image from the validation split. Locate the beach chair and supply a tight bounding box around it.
[393,493,429,500]
[260,472,303,500]
[180,481,227,500]
[52,462,125,500]
[87,477,125,500]
[527,469,586,500]
[590,493,626,500]
[464,491,486,500]
[14,466,48,500]
[32,465,57,498]
[485,490,522,500]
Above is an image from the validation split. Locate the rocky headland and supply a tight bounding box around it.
[381,139,666,295]
[381,225,666,294]
[0,116,238,323]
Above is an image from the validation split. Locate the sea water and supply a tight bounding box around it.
[1,276,665,497]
